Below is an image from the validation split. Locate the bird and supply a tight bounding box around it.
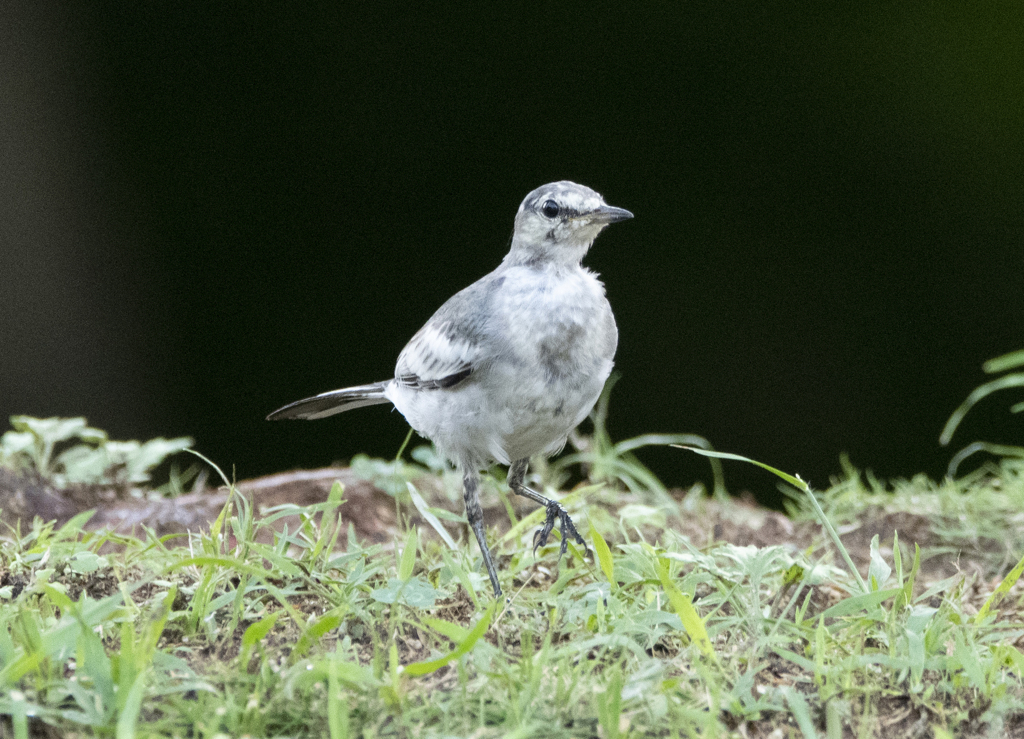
[267,181,632,597]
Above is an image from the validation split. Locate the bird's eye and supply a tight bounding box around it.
[541,200,560,218]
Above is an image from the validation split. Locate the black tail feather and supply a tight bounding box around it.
[266,382,390,420]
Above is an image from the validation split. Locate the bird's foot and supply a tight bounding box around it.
[532,500,588,561]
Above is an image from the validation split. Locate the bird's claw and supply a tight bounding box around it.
[532,500,588,560]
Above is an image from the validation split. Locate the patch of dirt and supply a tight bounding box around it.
[0,466,397,545]
[59,567,122,601]
[0,467,126,524]
[827,506,979,586]
[0,570,29,600]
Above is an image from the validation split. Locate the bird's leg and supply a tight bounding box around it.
[462,470,502,597]
[507,458,588,561]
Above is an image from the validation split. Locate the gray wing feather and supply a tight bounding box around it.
[395,320,479,389]
[393,277,499,390]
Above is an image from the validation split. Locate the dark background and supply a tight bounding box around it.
[3,3,1021,505]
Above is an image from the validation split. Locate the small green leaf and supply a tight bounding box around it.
[421,616,470,642]
[328,479,345,505]
[69,551,108,574]
[772,647,816,672]
[907,630,925,687]
[867,535,891,591]
[975,550,1024,624]
[591,527,615,589]
[940,372,1024,446]
[398,526,418,582]
[41,583,73,610]
[240,610,284,666]
[902,543,920,608]
[656,557,715,659]
[782,563,805,587]
[370,577,439,608]
[951,630,986,689]
[892,530,902,583]
[618,503,666,529]
[53,510,97,540]
[983,348,1024,374]
[291,610,345,662]
[400,578,439,608]
[819,588,901,619]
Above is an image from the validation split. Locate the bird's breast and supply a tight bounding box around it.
[495,267,615,366]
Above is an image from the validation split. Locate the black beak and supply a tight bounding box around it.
[591,204,634,223]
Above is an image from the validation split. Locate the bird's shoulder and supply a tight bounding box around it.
[393,270,505,389]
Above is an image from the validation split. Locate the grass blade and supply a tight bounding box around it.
[975,551,1024,624]
[591,527,615,590]
[239,611,283,666]
[328,644,351,739]
[115,672,146,739]
[677,446,868,594]
[940,374,1024,446]
[398,526,418,581]
[403,603,496,676]
[291,610,345,663]
[819,588,900,619]
[656,557,715,660]
[781,686,819,739]
[408,483,457,549]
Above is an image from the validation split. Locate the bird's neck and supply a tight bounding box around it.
[502,240,592,269]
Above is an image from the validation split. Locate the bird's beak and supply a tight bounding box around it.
[589,204,634,224]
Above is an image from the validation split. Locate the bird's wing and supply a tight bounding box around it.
[266,382,390,420]
[394,320,480,390]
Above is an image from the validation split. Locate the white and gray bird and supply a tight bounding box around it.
[267,181,632,597]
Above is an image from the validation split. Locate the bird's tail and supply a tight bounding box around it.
[266,381,391,421]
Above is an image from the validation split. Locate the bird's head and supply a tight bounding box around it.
[506,181,632,267]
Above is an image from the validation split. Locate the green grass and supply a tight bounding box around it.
[1,415,1023,737]
[939,348,1024,475]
